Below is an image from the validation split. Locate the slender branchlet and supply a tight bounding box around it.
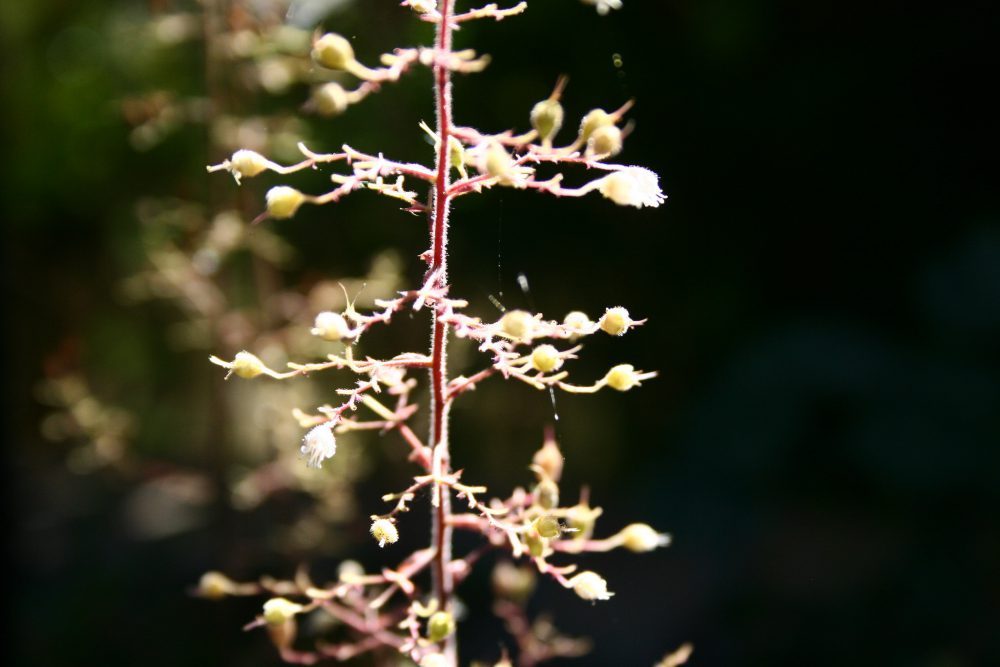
[200,2,677,666]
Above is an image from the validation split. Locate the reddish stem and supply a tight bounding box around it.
[429,0,456,664]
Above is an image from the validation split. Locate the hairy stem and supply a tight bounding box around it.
[429,0,456,663]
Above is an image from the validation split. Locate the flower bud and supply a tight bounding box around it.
[525,528,547,557]
[313,82,349,116]
[535,515,562,539]
[500,309,533,341]
[563,310,591,339]
[427,611,456,643]
[262,597,304,625]
[587,124,622,157]
[484,142,517,185]
[620,523,671,552]
[605,364,639,391]
[533,477,559,510]
[531,98,564,142]
[579,108,613,143]
[232,351,266,379]
[408,0,437,13]
[599,307,632,336]
[197,571,236,599]
[568,571,613,601]
[311,33,355,70]
[492,561,536,603]
[530,344,562,373]
[266,186,305,219]
[420,654,448,667]
[337,560,365,582]
[229,149,269,180]
[448,136,466,173]
[370,518,399,547]
[311,311,351,341]
[532,436,564,483]
[566,501,602,540]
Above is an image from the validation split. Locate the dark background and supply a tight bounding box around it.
[3,0,997,665]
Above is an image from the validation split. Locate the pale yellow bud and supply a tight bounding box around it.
[266,186,305,219]
[313,82,349,116]
[370,518,399,547]
[420,654,448,667]
[531,98,564,142]
[566,501,602,540]
[311,33,355,70]
[605,364,639,391]
[262,597,304,625]
[449,136,466,172]
[598,167,665,208]
[198,571,235,599]
[599,307,632,336]
[427,611,456,642]
[620,523,671,552]
[500,309,533,340]
[531,344,562,373]
[568,571,613,601]
[588,124,623,157]
[232,351,266,379]
[311,311,351,341]
[229,149,269,180]
[484,142,516,185]
[579,108,613,142]
[492,561,536,603]
[563,311,591,338]
[532,436,564,482]
[533,477,559,510]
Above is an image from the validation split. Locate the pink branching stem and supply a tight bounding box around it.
[429,0,457,663]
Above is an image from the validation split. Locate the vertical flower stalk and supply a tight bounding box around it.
[429,0,457,662]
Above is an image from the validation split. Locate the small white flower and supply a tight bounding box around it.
[582,0,623,15]
[311,311,352,341]
[597,167,665,208]
[370,518,399,547]
[300,423,336,468]
[568,571,614,601]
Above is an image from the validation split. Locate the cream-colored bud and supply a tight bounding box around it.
[420,654,449,667]
[620,523,671,552]
[532,436,564,482]
[313,82,349,116]
[568,571,614,601]
[531,98,564,142]
[500,309,533,340]
[492,561,536,603]
[533,477,559,510]
[262,597,304,625]
[408,0,437,13]
[484,142,516,185]
[311,311,351,341]
[588,124,623,157]
[531,344,562,373]
[449,136,466,172]
[566,501,602,540]
[311,33,355,70]
[579,108,613,142]
[599,307,632,336]
[198,571,235,599]
[370,518,399,547]
[605,364,639,391]
[427,611,456,642]
[229,149,269,180]
[266,186,305,219]
[337,560,365,582]
[232,351,266,378]
[525,528,547,558]
[563,310,591,338]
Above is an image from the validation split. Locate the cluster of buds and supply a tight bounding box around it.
[198,1,675,665]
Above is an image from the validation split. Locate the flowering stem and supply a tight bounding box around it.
[429,0,456,663]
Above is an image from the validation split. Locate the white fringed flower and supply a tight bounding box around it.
[582,0,623,15]
[568,571,614,601]
[597,167,665,208]
[300,423,336,469]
